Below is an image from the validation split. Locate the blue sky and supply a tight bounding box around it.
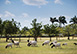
[0,0,77,29]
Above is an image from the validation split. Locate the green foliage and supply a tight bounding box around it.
[0,18,2,24]
[21,26,29,35]
[0,15,77,38]
[0,18,3,36]
[31,19,42,36]
[43,24,59,36]
[69,24,77,34]
[1,18,20,36]
[64,25,72,35]
[3,20,13,35]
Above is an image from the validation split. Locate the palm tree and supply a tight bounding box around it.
[70,16,77,24]
[50,17,58,25]
[31,19,42,41]
[70,16,77,39]
[58,16,67,27]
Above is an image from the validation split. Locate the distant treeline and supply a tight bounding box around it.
[0,15,77,41]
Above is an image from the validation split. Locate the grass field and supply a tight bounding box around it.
[0,37,77,54]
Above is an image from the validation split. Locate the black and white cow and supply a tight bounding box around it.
[74,43,77,45]
[27,40,37,47]
[51,42,61,48]
[50,40,57,46]
[42,40,50,46]
[62,43,67,45]
[5,43,13,48]
[11,39,20,47]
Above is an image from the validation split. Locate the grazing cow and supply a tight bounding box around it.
[51,43,61,48]
[10,39,20,47]
[5,43,13,48]
[27,40,37,47]
[27,39,29,42]
[74,43,77,45]
[42,40,50,46]
[50,40,57,46]
[62,43,67,45]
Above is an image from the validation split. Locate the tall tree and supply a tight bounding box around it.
[12,19,21,42]
[70,16,77,39]
[58,16,67,27]
[43,24,58,41]
[0,18,3,36]
[11,19,19,34]
[31,19,42,41]
[64,25,72,40]
[3,20,13,42]
[3,19,20,42]
[43,24,51,41]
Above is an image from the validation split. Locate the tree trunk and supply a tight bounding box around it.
[0,34,2,39]
[19,34,21,42]
[6,35,9,42]
[6,38,9,42]
[28,37,30,40]
[19,38,21,42]
[40,37,41,40]
[59,23,61,28]
[1,34,2,37]
[59,36,60,40]
[49,34,51,41]
[68,32,70,40]
[72,35,74,39]
[34,36,37,41]
[50,37,51,41]
[56,36,58,40]
[68,36,70,40]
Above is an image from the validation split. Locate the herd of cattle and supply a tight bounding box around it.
[5,39,77,49]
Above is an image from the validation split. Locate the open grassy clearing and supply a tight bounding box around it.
[0,37,77,54]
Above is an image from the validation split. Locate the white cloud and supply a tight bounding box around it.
[54,0,63,5]
[21,20,32,28]
[64,15,71,24]
[5,0,11,4]
[22,0,48,7]
[41,18,51,25]
[0,11,29,19]
[0,11,15,18]
[20,17,51,28]
[4,11,15,18]
[37,17,51,25]
[22,18,51,28]
[22,13,29,18]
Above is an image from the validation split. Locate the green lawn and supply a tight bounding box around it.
[0,38,77,54]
